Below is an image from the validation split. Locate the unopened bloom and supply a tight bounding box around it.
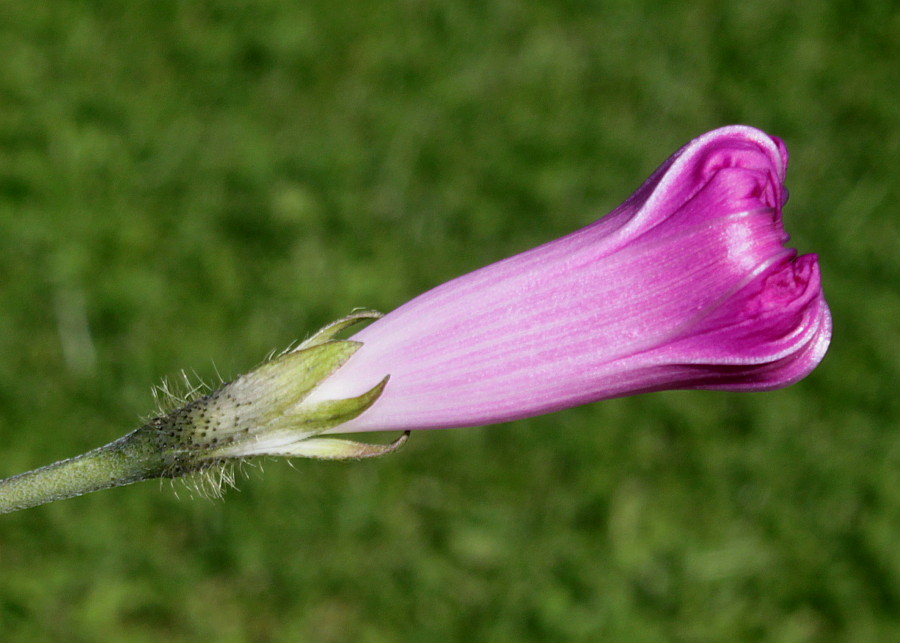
[305,124,831,432]
[0,125,830,514]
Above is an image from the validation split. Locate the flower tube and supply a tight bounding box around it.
[0,125,830,513]
[305,124,831,432]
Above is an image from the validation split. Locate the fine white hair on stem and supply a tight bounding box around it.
[151,372,208,416]
[173,459,248,500]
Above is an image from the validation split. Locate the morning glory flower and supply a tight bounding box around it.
[0,125,830,513]
[305,124,831,433]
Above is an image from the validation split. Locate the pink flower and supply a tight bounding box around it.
[0,126,834,513]
[306,125,831,433]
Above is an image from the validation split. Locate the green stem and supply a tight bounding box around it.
[0,428,164,515]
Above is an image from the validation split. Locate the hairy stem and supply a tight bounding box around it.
[0,428,164,515]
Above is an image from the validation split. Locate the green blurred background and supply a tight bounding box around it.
[0,1,896,640]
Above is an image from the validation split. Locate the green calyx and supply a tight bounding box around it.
[153,310,395,473]
[0,311,405,515]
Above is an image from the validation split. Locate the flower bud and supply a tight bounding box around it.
[0,126,831,513]
[304,125,831,432]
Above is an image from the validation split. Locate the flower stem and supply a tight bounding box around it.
[0,428,164,515]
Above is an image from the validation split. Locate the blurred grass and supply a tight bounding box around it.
[0,0,897,640]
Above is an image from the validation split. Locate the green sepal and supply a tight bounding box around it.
[162,311,390,463]
[276,431,410,460]
[238,340,364,411]
[293,375,389,433]
[203,375,390,459]
[294,309,382,350]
